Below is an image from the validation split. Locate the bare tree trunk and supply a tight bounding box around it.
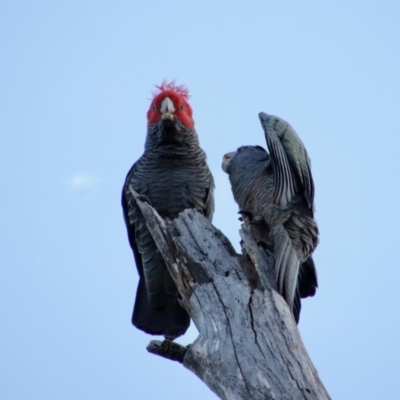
[130,188,331,400]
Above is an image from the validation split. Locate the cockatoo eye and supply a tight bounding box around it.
[179,104,184,110]
[152,105,157,111]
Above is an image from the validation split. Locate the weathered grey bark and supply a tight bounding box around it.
[129,188,330,400]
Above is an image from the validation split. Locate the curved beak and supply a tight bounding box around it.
[222,151,236,173]
[160,97,175,121]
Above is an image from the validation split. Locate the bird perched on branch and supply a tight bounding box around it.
[122,82,215,339]
[222,112,319,323]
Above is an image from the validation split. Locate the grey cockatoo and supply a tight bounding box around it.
[222,112,319,323]
[122,82,215,339]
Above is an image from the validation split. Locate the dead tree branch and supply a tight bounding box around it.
[130,187,330,400]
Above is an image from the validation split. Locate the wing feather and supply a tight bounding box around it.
[259,112,314,209]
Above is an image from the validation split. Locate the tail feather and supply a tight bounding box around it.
[298,256,318,298]
[293,257,318,324]
[273,226,300,313]
[292,287,302,324]
[132,279,190,340]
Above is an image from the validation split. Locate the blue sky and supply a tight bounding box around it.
[1,1,400,399]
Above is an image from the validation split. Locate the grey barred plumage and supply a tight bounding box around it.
[222,112,319,323]
[122,83,214,339]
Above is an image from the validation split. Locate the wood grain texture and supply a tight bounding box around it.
[130,187,330,400]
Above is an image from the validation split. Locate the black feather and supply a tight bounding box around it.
[122,117,214,339]
[223,113,319,324]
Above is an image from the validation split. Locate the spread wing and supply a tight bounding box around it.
[259,112,314,209]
